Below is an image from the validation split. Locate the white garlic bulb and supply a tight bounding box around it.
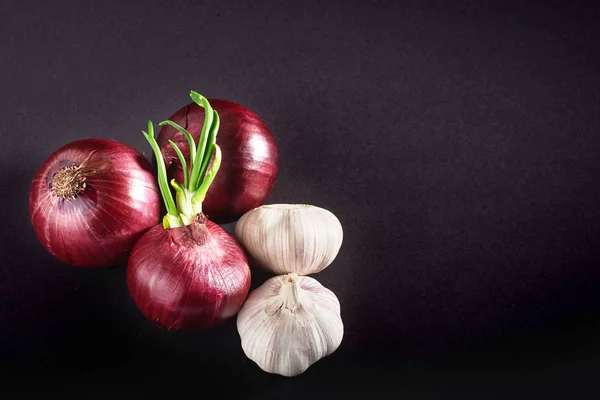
[234,204,343,275]
[237,273,343,377]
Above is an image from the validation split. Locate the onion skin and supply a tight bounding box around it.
[29,138,161,268]
[157,99,279,223]
[126,218,251,331]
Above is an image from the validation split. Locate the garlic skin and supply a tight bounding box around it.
[234,204,343,275]
[237,273,343,377]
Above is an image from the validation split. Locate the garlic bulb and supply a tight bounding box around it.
[237,273,343,377]
[234,204,343,275]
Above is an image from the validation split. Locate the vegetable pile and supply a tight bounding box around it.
[28,90,344,377]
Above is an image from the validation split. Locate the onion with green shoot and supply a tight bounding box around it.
[126,91,251,331]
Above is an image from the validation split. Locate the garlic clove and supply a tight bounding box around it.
[237,273,344,377]
[234,204,343,275]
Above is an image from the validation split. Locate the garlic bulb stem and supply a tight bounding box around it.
[281,273,299,311]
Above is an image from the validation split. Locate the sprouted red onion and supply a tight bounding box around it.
[126,91,251,331]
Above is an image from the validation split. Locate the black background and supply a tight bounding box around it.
[2,0,600,398]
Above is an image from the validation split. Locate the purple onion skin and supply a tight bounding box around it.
[157,99,279,224]
[126,218,251,331]
[29,138,161,268]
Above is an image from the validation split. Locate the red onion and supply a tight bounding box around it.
[156,98,279,223]
[29,138,161,268]
[127,92,251,331]
[126,216,250,331]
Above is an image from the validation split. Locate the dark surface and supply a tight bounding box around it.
[2,0,600,398]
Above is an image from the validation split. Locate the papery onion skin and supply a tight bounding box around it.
[29,138,161,268]
[126,218,251,331]
[157,99,279,223]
